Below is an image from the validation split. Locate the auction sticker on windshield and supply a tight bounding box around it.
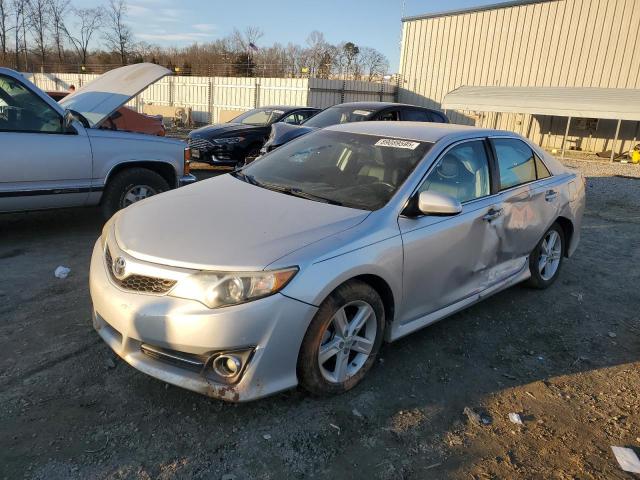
[375,138,420,150]
[353,110,372,116]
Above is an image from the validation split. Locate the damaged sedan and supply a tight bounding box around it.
[90,122,585,401]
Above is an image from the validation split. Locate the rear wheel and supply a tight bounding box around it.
[101,167,170,219]
[297,281,385,396]
[526,222,565,289]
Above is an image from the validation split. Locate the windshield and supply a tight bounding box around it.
[302,106,375,129]
[239,130,432,211]
[231,108,285,126]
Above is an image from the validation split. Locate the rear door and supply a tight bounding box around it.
[0,73,93,212]
[488,137,557,266]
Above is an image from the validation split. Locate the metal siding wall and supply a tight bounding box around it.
[399,0,640,153]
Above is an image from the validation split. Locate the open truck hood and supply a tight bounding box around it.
[59,63,170,128]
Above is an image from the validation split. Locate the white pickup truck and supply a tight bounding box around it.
[0,63,196,218]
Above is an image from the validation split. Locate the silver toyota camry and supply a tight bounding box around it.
[90,121,585,401]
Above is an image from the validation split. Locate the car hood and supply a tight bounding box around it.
[60,63,170,128]
[113,174,370,271]
[270,122,316,145]
[189,122,263,139]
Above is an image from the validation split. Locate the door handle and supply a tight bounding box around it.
[545,190,558,201]
[483,207,503,221]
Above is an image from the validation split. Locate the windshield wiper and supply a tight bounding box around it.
[232,173,344,206]
[231,171,262,186]
[261,182,345,206]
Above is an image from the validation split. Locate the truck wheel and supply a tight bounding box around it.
[101,168,169,219]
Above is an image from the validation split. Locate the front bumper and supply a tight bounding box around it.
[178,174,197,187]
[89,239,317,401]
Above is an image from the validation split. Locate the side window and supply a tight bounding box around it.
[419,140,491,203]
[377,110,400,121]
[300,110,317,122]
[535,154,551,179]
[402,109,431,122]
[0,75,63,133]
[282,112,303,124]
[492,138,537,190]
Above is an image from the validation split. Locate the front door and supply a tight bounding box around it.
[0,73,93,212]
[398,139,504,327]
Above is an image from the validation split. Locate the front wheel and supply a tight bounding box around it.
[526,222,565,289]
[100,168,170,219]
[297,280,385,396]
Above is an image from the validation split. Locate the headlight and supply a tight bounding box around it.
[169,267,298,308]
[213,136,245,145]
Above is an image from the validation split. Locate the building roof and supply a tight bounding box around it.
[402,0,556,22]
[442,86,640,121]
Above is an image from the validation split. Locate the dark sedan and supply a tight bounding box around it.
[188,106,320,167]
[259,102,449,156]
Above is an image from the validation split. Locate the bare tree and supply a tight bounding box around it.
[64,7,102,64]
[48,0,69,64]
[0,0,11,61]
[104,0,131,65]
[231,26,263,53]
[11,0,25,69]
[358,46,389,81]
[26,0,49,67]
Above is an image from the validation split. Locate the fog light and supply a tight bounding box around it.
[212,354,242,377]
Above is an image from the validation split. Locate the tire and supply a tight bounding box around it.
[100,167,170,219]
[526,222,565,289]
[297,280,385,396]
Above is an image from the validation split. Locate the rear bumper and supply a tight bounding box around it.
[178,174,197,187]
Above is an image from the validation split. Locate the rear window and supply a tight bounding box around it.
[303,106,374,129]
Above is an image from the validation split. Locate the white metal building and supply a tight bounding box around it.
[399,0,640,153]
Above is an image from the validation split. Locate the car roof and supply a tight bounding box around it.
[325,121,516,143]
[330,101,438,111]
[262,105,319,112]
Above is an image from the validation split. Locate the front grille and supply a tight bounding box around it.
[105,248,176,294]
[188,136,214,151]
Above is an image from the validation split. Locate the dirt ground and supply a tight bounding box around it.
[1,163,639,479]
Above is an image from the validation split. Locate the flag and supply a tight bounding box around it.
[248,42,259,52]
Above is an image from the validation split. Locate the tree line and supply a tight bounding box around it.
[0,0,391,79]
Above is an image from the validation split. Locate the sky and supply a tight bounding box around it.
[81,0,499,71]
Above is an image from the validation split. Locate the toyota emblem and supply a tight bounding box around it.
[112,256,127,279]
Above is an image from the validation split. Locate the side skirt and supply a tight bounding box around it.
[386,261,531,342]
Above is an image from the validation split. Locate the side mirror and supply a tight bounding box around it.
[417,191,462,216]
[63,110,78,134]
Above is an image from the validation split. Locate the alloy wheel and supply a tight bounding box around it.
[318,300,377,383]
[538,230,562,281]
[122,185,157,207]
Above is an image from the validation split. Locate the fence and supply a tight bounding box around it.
[24,72,398,124]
